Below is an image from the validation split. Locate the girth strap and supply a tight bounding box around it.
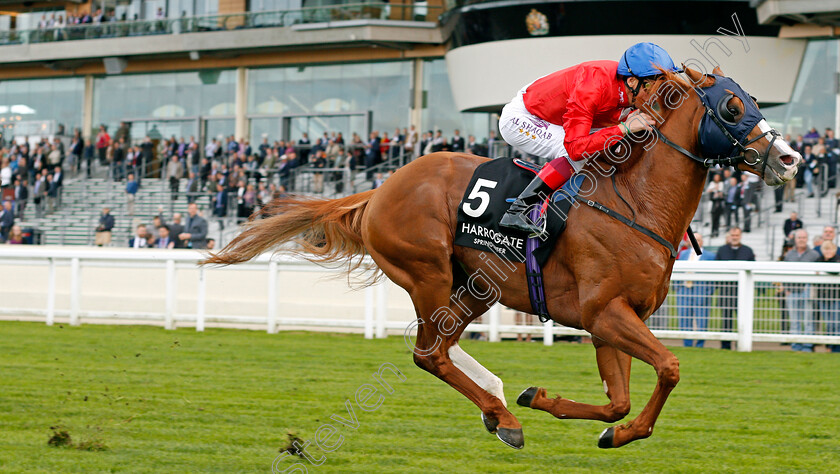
[525,205,552,323]
[575,196,678,259]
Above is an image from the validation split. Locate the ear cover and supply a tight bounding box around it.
[696,75,763,159]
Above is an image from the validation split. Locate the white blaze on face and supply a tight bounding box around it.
[448,344,507,406]
[757,119,798,158]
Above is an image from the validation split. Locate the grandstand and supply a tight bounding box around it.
[0,0,834,257]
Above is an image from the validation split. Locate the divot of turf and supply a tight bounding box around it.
[47,427,71,448]
[280,432,305,458]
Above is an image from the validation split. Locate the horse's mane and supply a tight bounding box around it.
[660,70,692,93]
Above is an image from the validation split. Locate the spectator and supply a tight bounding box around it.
[404,125,418,159]
[125,172,138,216]
[739,174,755,232]
[95,207,115,246]
[96,125,110,166]
[451,129,465,153]
[205,138,219,163]
[724,176,740,229]
[325,139,341,164]
[372,172,387,189]
[802,144,818,198]
[13,178,28,219]
[185,171,199,204]
[53,166,63,205]
[169,213,185,249]
[129,224,148,248]
[46,174,58,213]
[179,202,208,249]
[312,150,327,193]
[212,183,228,217]
[50,139,64,167]
[815,226,837,257]
[156,225,175,249]
[0,200,14,241]
[705,173,724,237]
[166,155,183,199]
[783,229,821,352]
[6,225,23,244]
[715,227,755,349]
[783,212,804,243]
[257,182,272,211]
[430,130,444,153]
[149,215,165,241]
[364,131,381,180]
[32,171,46,218]
[297,132,311,165]
[380,132,390,159]
[0,158,12,189]
[206,238,216,250]
[70,129,84,175]
[242,184,257,217]
[112,137,127,181]
[676,233,716,348]
[466,135,487,156]
[818,241,840,353]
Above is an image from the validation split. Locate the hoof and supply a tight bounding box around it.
[516,387,539,408]
[496,427,524,449]
[598,427,615,449]
[481,413,499,434]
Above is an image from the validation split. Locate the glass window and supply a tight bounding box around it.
[247,61,412,140]
[422,58,491,141]
[93,70,235,133]
[0,77,84,138]
[762,39,838,137]
[249,0,302,13]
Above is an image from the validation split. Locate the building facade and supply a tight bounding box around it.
[0,0,835,148]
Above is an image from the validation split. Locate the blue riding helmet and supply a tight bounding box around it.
[617,42,680,78]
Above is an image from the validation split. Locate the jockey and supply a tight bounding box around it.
[498,42,680,234]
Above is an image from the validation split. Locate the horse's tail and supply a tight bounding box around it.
[200,191,376,277]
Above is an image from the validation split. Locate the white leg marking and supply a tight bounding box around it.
[448,344,507,407]
[603,380,609,395]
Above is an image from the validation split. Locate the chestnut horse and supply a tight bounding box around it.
[203,68,800,449]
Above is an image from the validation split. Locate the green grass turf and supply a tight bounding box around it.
[1,321,838,473]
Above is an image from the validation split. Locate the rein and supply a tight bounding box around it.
[579,77,776,260]
[651,85,779,180]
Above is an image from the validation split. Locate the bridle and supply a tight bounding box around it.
[649,80,780,181]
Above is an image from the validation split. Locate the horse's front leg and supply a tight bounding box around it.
[517,342,632,423]
[583,297,680,449]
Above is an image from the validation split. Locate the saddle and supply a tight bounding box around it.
[455,158,585,321]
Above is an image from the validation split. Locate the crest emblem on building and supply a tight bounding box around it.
[525,9,549,36]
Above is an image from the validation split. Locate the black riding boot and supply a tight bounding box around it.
[499,175,555,234]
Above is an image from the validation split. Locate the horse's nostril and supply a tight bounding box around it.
[780,155,795,166]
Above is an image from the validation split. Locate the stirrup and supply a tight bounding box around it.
[500,208,547,237]
[528,216,548,239]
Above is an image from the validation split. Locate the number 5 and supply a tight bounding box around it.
[462,178,497,218]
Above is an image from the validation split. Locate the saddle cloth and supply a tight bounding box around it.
[454,158,583,265]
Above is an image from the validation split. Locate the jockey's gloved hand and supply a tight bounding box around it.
[624,110,656,134]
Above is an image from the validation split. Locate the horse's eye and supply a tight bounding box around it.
[717,95,743,125]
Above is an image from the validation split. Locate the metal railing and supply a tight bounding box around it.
[0,3,442,46]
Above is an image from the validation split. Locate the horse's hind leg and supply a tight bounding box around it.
[584,297,680,449]
[409,282,524,449]
[517,341,632,423]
